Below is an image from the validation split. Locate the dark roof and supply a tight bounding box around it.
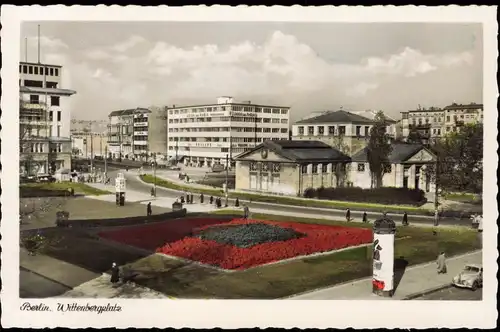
[351,143,433,163]
[108,108,151,117]
[235,140,351,163]
[295,110,374,124]
[444,103,483,110]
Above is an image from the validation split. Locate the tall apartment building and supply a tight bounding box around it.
[291,110,396,156]
[400,103,483,141]
[147,106,169,157]
[107,108,150,159]
[167,96,290,168]
[19,61,76,176]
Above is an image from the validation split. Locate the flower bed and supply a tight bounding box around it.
[98,217,372,270]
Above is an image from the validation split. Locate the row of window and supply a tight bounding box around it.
[297,125,368,136]
[22,80,58,89]
[28,94,60,106]
[20,64,59,77]
[21,142,64,153]
[356,163,392,173]
[169,117,288,124]
[169,137,276,144]
[169,127,288,133]
[168,107,289,115]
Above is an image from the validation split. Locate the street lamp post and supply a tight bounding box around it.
[225,153,229,207]
[153,153,157,197]
[104,145,108,183]
[433,159,440,227]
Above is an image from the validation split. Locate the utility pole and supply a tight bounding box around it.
[90,131,94,175]
[433,158,440,227]
[104,145,108,183]
[225,153,229,207]
[153,153,157,197]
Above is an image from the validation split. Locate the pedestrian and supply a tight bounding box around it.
[200,193,204,204]
[110,262,120,284]
[180,195,185,204]
[147,202,152,216]
[402,212,408,226]
[216,197,222,208]
[150,187,155,197]
[190,193,194,204]
[346,208,351,222]
[243,205,250,219]
[362,211,368,223]
[209,196,214,204]
[186,194,191,204]
[436,251,447,274]
[235,198,240,207]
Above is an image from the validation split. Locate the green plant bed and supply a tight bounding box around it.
[122,212,480,299]
[21,182,111,196]
[443,192,481,204]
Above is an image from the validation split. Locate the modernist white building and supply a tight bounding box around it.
[19,61,76,175]
[167,97,290,168]
[400,103,483,142]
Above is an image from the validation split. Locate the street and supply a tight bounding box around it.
[20,267,71,298]
[413,286,482,300]
[103,166,473,227]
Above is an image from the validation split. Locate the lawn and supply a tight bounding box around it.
[21,182,111,196]
[109,212,481,299]
[443,192,481,205]
[140,175,431,215]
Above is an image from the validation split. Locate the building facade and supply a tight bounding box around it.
[19,61,76,176]
[70,130,109,158]
[291,110,396,156]
[107,108,152,160]
[400,103,483,142]
[234,140,437,197]
[234,140,351,196]
[147,106,169,157]
[167,96,290,168]
[349,143,437,192]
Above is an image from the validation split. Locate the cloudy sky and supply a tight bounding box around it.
[20,22,482,121]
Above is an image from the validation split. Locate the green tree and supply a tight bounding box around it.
[367,111,393,188]
[429,123,483,193]
[330,131,350,187]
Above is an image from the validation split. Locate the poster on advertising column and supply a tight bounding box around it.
[372,217,396,297]
[372,233,395,293]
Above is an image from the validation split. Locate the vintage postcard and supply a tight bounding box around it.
[1,5,498,329]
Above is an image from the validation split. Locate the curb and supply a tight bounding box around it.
[402,283,454,300]
[138,174,478,221]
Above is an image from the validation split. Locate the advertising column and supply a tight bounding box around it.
[372,217,396,297]
[115,172,126,206]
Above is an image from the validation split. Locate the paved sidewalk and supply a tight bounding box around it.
[20,248,99,289]
[86,183,158,203]
[229,207,459,229]
[58,274,175,299]
[287,250,482,300]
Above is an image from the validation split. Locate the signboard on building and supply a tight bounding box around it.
[230,112,257,117]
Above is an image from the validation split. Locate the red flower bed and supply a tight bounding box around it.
[99,217,372,270]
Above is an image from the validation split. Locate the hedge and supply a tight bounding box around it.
[20,187,72,198]
[56,209,187,228]
[303,186,427,206]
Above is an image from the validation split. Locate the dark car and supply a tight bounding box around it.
[37,174,56,183]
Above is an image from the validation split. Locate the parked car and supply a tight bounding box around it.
[211,163,225,173]
[452,264,483,290]
[36,174,56,183]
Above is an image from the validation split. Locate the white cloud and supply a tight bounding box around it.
[111,35,146,52]
[37,30,479,120]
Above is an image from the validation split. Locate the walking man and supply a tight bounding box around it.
[362,211,368,223]
[243,205,250,219]
[402,212,408,226]
[436,251,447,274]
[346,208,351,222]
[110,262,120,284]
[209,196,214,205]
[147,202,152,216]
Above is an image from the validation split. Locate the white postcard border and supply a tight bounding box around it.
[1,5,498,329]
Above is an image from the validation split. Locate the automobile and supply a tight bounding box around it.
[452,264,483,290]
[36,174,56,183]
